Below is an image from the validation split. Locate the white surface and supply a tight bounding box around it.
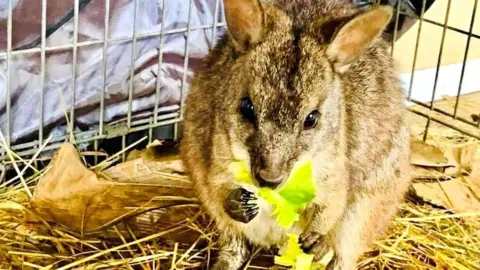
[402,59,480,106]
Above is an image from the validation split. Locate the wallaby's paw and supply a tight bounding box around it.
[224,188,259,223]
[299,231,330,261]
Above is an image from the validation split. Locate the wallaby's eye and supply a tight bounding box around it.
[239,97,256,123]
[304,110,320,130]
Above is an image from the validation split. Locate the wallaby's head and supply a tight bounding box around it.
[220,0,392,189]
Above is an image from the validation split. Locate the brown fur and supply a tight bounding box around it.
[180,0,411,269]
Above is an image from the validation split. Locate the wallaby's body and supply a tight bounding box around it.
[181,0,411,269]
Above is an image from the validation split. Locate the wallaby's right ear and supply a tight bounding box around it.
[224,0,265,51]
[326,5,392,73]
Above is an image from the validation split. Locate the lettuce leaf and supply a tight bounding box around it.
[278,160,316,206]
[229,160,317,270]
[259,160,316,228]
[274,233,315,270]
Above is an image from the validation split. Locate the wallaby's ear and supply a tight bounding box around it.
[327,5,392,72]
[224,0,265,51]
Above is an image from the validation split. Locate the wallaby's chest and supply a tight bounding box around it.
[240,198,305,249]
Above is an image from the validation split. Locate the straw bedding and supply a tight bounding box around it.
[0,129,479,269]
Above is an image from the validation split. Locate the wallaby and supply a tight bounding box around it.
[180,0,411,269]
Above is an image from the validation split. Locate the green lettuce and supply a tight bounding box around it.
[229,160,319,269]
[230,160,316,228]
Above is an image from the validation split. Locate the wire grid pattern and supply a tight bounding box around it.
[396,0,480,140]
[0,0,479,164]
[0,0,225,160]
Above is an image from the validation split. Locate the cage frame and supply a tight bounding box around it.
[0,0,478,166]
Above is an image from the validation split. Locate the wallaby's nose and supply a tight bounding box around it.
[255,169,284,189]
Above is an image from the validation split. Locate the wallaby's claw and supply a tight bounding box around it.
[299,231,330,261]
[225,188,259,223]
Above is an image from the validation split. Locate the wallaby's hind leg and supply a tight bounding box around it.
[211,233,250,270]
[327,182,408,270]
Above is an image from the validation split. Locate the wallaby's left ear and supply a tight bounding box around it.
[224,0,265,51]
[327,5,393,72]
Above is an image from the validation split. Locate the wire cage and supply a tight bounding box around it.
[0,0,479,269]
[0,0,479,168]
[388,0,480,141]
[0,0,226,165]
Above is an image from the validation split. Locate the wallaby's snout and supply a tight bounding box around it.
[253,154,286,189]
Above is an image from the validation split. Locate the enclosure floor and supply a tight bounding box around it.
[0,92,479,269]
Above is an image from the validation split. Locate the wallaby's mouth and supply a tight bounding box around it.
[254,172,286,190]
[250,155,291,190]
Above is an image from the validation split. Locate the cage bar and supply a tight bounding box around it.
[410,98,479,128]
[99,0,111,136]
[153,0,167,126]
[422,0,452,141]
[149,0,168,143]
[0,24,226,59]
[407,0,427,99]
[175,0,194,140]
[210,0,221,49]
[390,0,403,54]
[398,11,480,40]
[453,0,478,119]
[70,0,80,140]
[127,0,140,129]
[38,0,47,148]
[4,0,13,146]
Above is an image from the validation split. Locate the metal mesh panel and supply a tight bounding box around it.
[0,0,226,162]
[358,0,480,140]
[400,0,480,140]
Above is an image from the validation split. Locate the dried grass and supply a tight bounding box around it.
[0,139,479,270]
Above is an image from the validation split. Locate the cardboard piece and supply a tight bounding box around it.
[413,177,480,213]
[411,139,480,213]
[410,138,452,168]
[29,143,201,243]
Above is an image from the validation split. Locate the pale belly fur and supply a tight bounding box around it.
[239,184,305,251]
